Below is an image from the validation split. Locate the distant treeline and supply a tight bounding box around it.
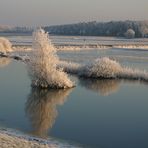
[44,20,148,38]
[1,21,148,38]
[0,27,33,35]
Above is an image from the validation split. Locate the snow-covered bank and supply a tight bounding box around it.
[0,128,82,148]
[55,44,148,50]
[56,44,110,50]
[12,44,148,52]
[113,45,148,49]
[1,35,148,52]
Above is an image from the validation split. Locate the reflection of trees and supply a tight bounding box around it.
[0,57,11,67]
[79,78,120,96]
[25,88,73,138]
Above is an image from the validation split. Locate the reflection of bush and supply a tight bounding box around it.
[79,78,120,96]
[0,58,11,67]
[25,88,72,138]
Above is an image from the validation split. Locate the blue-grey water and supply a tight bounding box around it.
[1,36,148,147]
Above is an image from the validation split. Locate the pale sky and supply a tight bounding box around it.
[0,0,147,27]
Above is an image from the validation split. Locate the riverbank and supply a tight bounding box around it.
[0,128,81,148]
[11,44,148,53]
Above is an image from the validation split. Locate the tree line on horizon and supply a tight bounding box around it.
[44,20,148,38]
[0,20,148,38]
[0,26,33,34]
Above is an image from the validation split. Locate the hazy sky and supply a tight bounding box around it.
[0,0,147,26]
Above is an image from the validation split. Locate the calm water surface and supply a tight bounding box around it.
[0,48,148,148]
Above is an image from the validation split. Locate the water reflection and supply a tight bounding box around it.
[0,57,11,67]
[79,78,148,96]
[25,88,73,138]
[79,78,121,96]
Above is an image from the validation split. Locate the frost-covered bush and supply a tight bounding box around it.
[79,57,122,78]
[27,29,74,89]
[119,67,148,81]
[77,57,148,82]
[124,29,135,38]
[0,37,12,53]
[58,60,81,74]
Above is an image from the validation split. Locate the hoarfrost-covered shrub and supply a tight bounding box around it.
[78,57,148,82]
[79,57,122,78]
[0,37,12,53]
[125,29,135,38]
[27,29,74,89]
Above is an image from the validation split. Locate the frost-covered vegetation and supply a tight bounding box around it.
[0,25,33,34]
[0,25,12,32]
[1,28,148,89]
[79,57,122,78]
[124,29,135,38]
[60,57,148,82]
[0,37,12,53]
[1,20,148,37]
[27,29,74,89]
[44,20,148,37]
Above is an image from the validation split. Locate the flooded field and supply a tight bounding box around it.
[0,33,148,148]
